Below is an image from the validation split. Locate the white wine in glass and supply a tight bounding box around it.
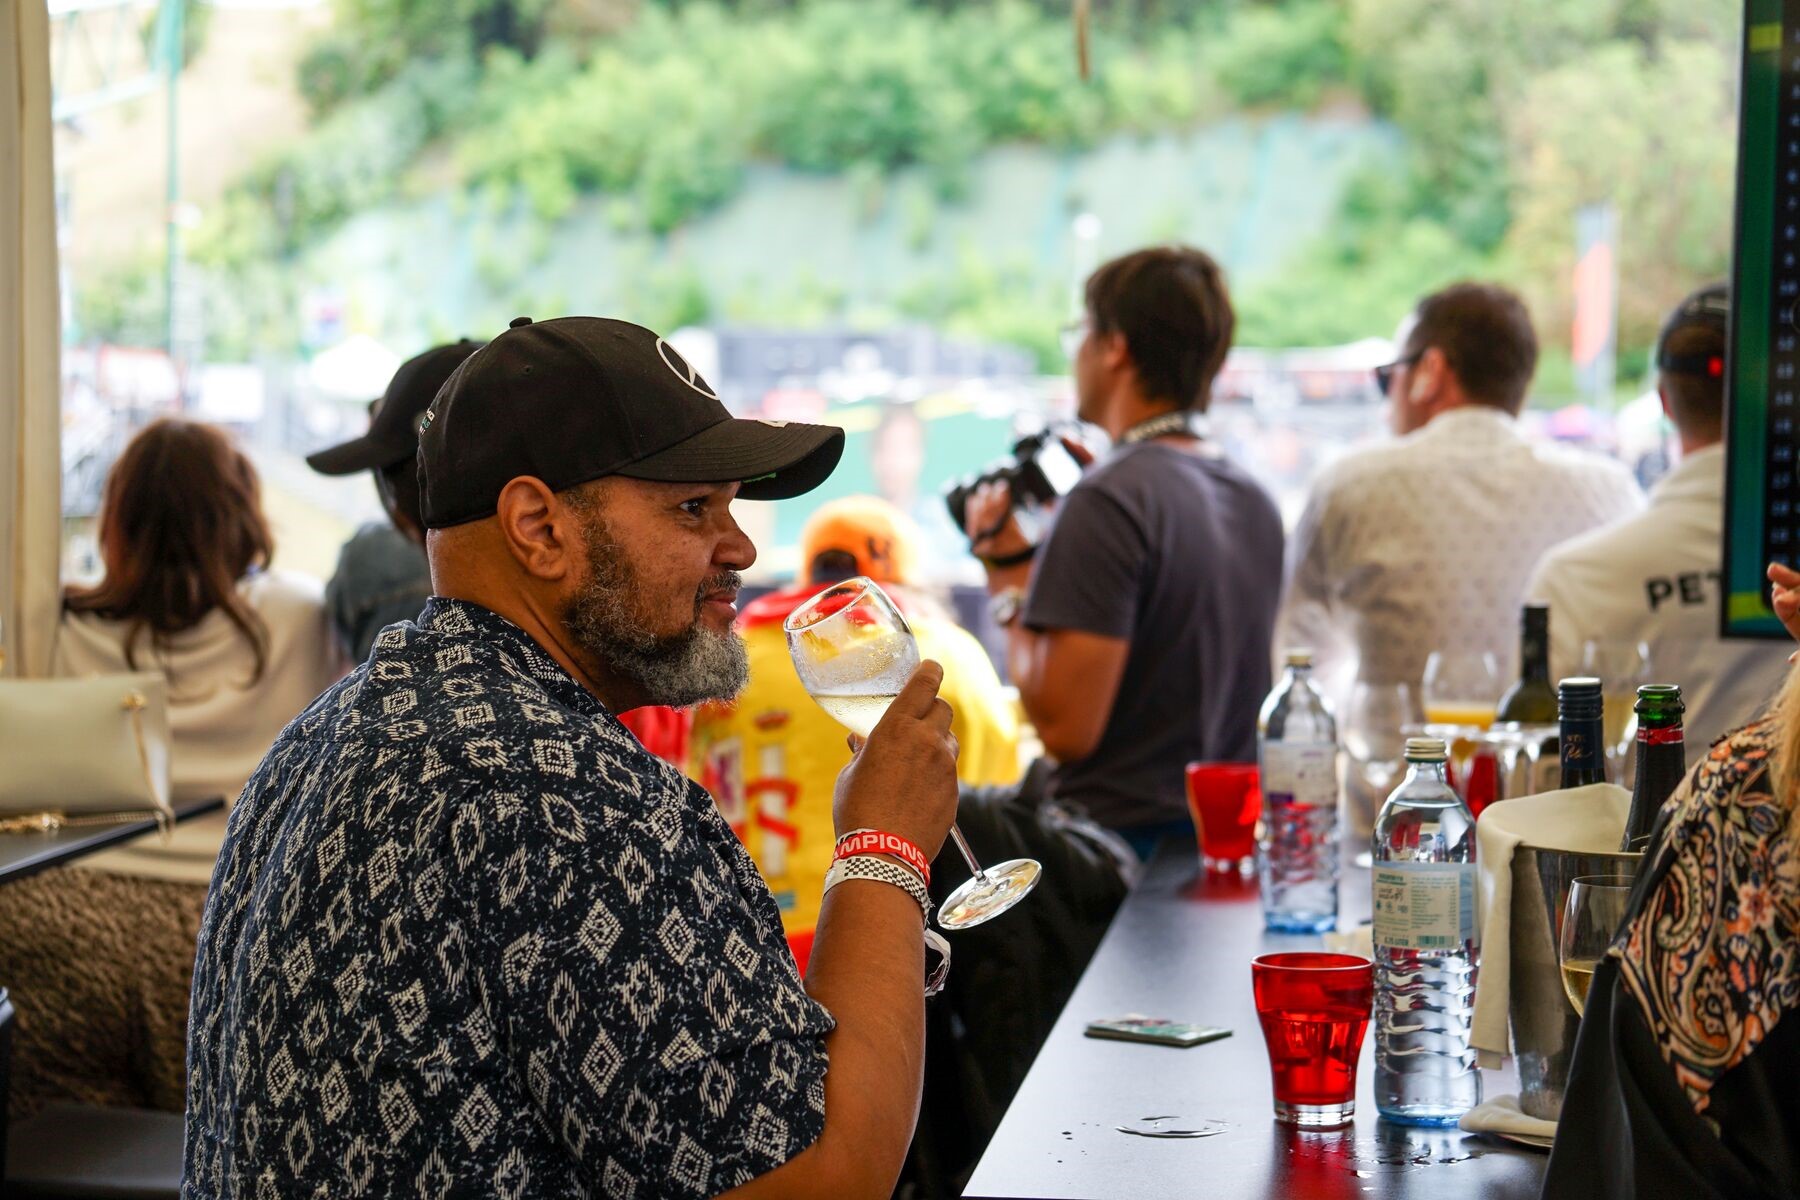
[785,577,1042,930]
[1558,875,1634,1018]
[1560,957,1601,1016]
[812,693,902,739]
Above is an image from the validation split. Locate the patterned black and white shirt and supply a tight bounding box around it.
[182,598,834,1199]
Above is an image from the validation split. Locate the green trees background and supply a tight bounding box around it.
[82,0,1742,390]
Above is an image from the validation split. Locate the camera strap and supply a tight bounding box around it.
[1119,409,1209,445]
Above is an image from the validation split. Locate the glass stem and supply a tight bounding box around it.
[948,823,989,884]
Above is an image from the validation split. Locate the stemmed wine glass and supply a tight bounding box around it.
[785,577,1042,929]
[1557,875,1634,1018]
[1342,680,1423,865]
[1422,649,1501,730]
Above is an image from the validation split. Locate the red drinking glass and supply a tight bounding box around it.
[1250,952,1374,1129]
[1184,762,1260,875]
[1463,746,1501,818]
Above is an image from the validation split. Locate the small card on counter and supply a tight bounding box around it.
[1083,1016,1232,1048]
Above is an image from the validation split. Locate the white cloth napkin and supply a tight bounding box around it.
[1459,1093,1559,1140]
[1471,784,1630,1068]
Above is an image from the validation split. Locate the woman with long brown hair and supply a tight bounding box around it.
[0,418,339,1117]
[1543,561,1800,1199]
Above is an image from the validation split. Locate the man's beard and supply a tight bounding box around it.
[562,510,748,709]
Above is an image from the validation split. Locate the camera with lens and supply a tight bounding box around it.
[944,428,1086,540]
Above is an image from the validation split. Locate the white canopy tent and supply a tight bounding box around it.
[308,333,402,401]
[1,0,62,679]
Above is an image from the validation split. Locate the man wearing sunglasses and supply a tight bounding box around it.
[1275,283,1642,828]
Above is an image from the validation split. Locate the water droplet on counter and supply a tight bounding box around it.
[1115,1116,1229,1140]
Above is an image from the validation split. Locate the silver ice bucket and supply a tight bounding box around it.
[1508,844,1640,1120]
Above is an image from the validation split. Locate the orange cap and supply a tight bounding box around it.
[800,495,923,586]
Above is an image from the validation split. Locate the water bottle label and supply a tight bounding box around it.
[1262,743,1337,808]
[1372,862,1476,951]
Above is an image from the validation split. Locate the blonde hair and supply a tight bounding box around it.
[1774,664,1800,807]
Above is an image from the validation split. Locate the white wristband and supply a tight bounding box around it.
[824,853,932,923]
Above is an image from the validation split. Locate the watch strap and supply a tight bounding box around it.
[978,543,1038,569]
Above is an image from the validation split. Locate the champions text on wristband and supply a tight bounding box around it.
[834,829,931,884]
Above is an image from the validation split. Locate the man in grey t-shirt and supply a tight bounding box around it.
[964,247,1283,856]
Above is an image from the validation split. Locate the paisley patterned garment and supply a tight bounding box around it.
[1614,715,1800,1115]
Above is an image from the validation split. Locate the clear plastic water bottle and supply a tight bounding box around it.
[1371,736,1481,1125]
[1258,650,1340,933]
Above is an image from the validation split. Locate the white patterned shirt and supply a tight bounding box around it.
[182,598,832,1199]
[1274,406,1645,697]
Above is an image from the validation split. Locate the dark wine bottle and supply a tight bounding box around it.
[1621,685,1686,852]
[1496,605,1557,724]
[1558,677,1608,789]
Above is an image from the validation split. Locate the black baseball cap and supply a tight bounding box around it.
[306,339,484,475]
[418,316,845,529]
[1656,282,1728,379]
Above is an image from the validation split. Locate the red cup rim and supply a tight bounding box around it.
[1251,952,1373,976]
[1187,761,1257,774]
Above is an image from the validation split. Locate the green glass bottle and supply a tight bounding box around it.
[1621,685,1686,853]
[1496,606,1557,724]
[1558,677,1608,789]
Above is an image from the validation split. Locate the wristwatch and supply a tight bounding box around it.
[989,586,1027,629]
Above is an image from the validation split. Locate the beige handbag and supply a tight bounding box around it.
[0,671,174,833]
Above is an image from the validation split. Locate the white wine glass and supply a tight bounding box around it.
[1343,680,1422,861]
[1557,875,1634,1017]
[784,577,1042,930]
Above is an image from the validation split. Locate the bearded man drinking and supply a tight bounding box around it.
[180,317,963,1200]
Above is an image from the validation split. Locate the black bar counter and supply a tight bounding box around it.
[964,841,1548,1200]
[0,795,225,885]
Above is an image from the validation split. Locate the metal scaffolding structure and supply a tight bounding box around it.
[48,0,186,357]
[48,0,165,124]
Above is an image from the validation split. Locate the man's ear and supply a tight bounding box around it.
[494,476,574,582]
[1098,328,1132,374]
[1412,346,1447,405]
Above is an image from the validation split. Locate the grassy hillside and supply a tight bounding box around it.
[66,0,1742,393]
[292,117,1396,365]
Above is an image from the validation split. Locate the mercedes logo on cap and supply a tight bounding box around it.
[656,338,720,401]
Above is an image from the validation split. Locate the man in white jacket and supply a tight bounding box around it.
[1527,284,1788,750]
[1275,283,1643,705]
